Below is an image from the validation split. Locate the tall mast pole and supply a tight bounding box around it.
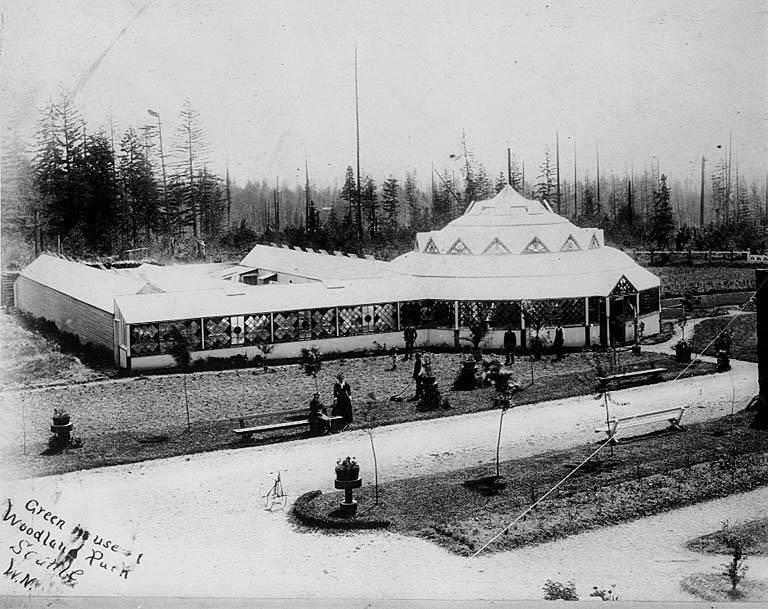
[305,156,311,231]
[595,138,601,216]
[573,142,577,218]
[507,145,512,187]
[727,130,733,228]
[354,45,363,240]
[700,156,706,228]
[521,161,525,197]
[555,132,561,214]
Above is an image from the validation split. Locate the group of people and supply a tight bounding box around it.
[308,372,353,435]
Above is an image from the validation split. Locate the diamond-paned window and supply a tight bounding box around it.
[459,301,492,327]
[447,238,472,255]
[561,235,581,251]
[611,275,637,295]
[130,323,159,356]
[157,320,202,353]
[430,300,455,328]
[523,236,549,253]
[522,298,586,328]
[423,238,440,254]
[273,311,298,342]
[204,317,231,349]
[399,301,422,328]
[639,287,660,315]
[338,306,363,336]
[374,303,396,332]
[488,301,522,329]
[244,314,271,344]
[311,308,336,339]
[482,237,511,255]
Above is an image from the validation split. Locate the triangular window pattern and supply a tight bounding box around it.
[482,237,511,255]
[561,235,581,252]
[447,238,472,255]
[588,233,600,249]
[611,275,637,295]
[523,236,549,254]
[423,238,440,254]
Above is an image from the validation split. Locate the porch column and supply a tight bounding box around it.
[584,297,590,347]
[605,297,611,346]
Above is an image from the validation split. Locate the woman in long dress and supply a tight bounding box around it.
[333,372,353,424]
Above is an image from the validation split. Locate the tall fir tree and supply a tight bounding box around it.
[381,176,399,234]
[650,174,675,248]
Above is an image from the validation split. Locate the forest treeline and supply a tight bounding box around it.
[2,92,767,266]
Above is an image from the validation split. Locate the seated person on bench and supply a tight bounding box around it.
[308,393,332,435]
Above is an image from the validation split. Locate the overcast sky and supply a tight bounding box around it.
[2,0,766,189]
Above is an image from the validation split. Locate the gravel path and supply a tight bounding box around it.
[0,355,762,601]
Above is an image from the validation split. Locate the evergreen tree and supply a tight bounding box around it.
[494,171,507,193]
[170,100,209,239]
[650,174,675,248]
[362,175,378,236]
[403,171,420,228]
[534,147,556,206]
[119,127,159,248]
[340,166,357,225]
[381,176,399,233]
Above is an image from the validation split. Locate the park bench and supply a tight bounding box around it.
[598,367,667,388]
[595,405,688,443]
[232,408,344,441]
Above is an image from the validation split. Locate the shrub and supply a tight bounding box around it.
[720,522,748,596]
[543,580,578,601]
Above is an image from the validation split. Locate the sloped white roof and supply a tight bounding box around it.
[238,244,392,281]
[18,254,147,312]
[114,262,234,292]
[115,276,426,324]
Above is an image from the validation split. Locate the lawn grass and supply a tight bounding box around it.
[296,409,768,556]
[686,518,768,556]
[692,313,757,362]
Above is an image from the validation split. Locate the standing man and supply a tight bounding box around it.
[410,351,424,401]
[503,327,517,365]
[333,372,353,424]
[403,325,417,360]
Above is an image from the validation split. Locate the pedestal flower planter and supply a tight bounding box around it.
[335,457,362,518]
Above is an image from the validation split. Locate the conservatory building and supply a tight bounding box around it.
[110,186,659,370]
[16,186,660,370]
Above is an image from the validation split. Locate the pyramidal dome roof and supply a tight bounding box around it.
[409,185,602,257]
[449,184,565,227]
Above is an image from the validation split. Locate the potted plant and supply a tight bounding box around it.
[52,408,70,426]
[335,456,360,481]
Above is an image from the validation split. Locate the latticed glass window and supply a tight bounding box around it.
[359,305,376,333]
[522,298,586,328]
[338,306,363,336]
[588,297,602,324]
[273,311,299,342]
[311,308,336,339]
[639,287,660,315]
[176,319,202,350]
[611,275,637,295]
[523,236,549,253]
[447,238,472,255]
[423,238,440,254]
[297,310,312,340]
[488,301,522,329]
[130,323,159,356]
[429,300,454,328]
[230,315,245,345]
[374,303,396,332]
[459,301,492,327]
[204,317,231,349]
[588,233,600,249]
[244,314,271,344]
[399,301,422,328]
[158,322,178,353]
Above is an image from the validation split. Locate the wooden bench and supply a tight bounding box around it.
[598,367,667,388]
[232,408,344,441]
[595,406,687,443]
